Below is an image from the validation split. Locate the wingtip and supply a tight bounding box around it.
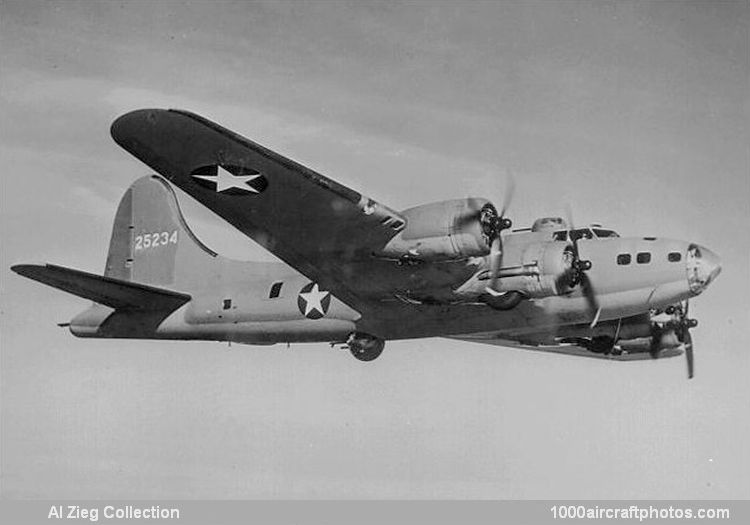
[10,263,44,276]
[110,108,170,145]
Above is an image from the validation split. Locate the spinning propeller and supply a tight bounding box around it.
[556,206,600,327]
[483,175,515,295]
[454,173,515,295]
[651,301,698,379]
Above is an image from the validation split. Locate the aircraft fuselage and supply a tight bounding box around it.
[69,233,719,347]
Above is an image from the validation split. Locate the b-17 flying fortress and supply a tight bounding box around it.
[12,109,721,379]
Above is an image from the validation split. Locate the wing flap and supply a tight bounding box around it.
[11,264,191,311]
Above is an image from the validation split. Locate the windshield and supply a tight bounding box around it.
[569,228,594,241]
[553,228,619,241]
[592,228,619,238]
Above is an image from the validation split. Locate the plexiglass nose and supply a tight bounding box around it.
[686,244,721,294]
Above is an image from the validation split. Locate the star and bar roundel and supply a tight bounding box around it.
[297,282,331,319]
[191,164,268,195]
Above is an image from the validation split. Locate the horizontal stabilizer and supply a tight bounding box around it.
[11,264,191,311]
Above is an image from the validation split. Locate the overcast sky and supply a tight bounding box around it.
[2,0,748,499]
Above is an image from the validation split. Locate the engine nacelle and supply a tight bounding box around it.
[377,198,494,262]
[480,241,574,298]
[453,240,575,300]
[591,309,685,355]
[617,330,681,354]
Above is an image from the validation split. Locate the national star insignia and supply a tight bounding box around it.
[192,165,265,193]
[297,283,331,319]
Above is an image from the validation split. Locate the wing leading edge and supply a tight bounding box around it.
[110,109,411,314]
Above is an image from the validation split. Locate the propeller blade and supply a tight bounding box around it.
[564,204,581,259]
[454,208,482,228]
[564,203,576,234]
[649,339,660,359]
[499,170,516,218]
[482,171,515,294]
[486,236,503,293]
[555,266,574,293]
[579,272,600,327]
[563,204,601,326]
[684,329,694,379]
[457,170,514,230]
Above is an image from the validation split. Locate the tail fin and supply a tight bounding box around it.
[104,175,217,288]
[12,176,219,335]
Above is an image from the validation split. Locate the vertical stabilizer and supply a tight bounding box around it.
[104,175,217,288]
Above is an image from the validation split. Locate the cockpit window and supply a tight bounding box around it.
[569,228,594,241]
[553,228,618,241]
[592,228,619,238]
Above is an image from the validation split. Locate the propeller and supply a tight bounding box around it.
[484,175,515,294]
[674,301,698,379]
[556,206,600,326]
[683,328,694,380]
[650,301,698,379]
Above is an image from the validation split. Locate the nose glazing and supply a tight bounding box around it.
[686,244,722,294]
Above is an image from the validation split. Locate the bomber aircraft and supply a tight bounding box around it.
[11,109,721,379]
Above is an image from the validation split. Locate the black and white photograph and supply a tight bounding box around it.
[1,1,748,522]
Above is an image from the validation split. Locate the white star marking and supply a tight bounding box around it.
[299,284,329,317]
[192,166,263,193]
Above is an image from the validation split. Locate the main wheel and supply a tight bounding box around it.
[481,290,524,310]
[589,336,615,354]
[348,333,385,362]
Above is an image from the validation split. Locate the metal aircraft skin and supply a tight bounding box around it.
[11,109,722,378]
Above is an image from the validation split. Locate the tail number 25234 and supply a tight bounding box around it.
[134,230,178,251]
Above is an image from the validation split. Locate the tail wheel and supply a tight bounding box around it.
[347,333,385,362]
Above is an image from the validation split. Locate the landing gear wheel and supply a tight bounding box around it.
[481,290,524,310]
[347,333,385,362]
[589,336,615,354]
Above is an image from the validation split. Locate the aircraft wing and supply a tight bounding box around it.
[11,264,191,311]
[110,109,413,313]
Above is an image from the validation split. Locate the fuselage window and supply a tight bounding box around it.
[222,299,232,310]
[269,281,283,299]
[617,253,631,265]
[636,252,651,264]
[668,252,682,262]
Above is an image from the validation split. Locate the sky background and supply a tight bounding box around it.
[1,0,748,499]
